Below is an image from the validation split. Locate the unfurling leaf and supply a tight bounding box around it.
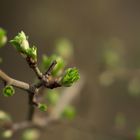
[41,54,65,76]
[10,31,37,61]
[26,46,37,60]
[10,31,29,51]
[61,68,80,87]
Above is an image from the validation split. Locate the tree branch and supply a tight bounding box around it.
[26,57,43,79]
[32,66,43,79]
[1,73,85,138]
[0,69,30,91]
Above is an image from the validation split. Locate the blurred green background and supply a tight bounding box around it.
[1,0,140,139]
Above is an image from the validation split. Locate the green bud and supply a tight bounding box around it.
[22,129,40,140]
[10,31,29,52]
[3,85,15,97]
[0,28,7,48]
[26,46,37,60]
[10,31,37,61]
[52,56,65,76]
[41,54,65,76]
[61,106,76,120]
[38,103,47,112]
[2,130,13,138]
[45,89,59,105]
[61,68,80,87]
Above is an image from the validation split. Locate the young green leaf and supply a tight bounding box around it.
[10,31,29,52]
[41,54,65,76]
[26,46,37,60]
[10,31,37,61]
[61,68,80,87]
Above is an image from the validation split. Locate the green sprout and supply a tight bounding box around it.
[38,103,47,112]
[10,31,37,61]
[41,54,65,76]
[2,85,15,97]
[0,28,7,48]
[26,46,37,60]
[61,68,80,87]
[10,31,29,51]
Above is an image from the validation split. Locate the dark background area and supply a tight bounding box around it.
[1,0,140,139]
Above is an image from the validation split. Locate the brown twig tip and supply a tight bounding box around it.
[45,60,57,75]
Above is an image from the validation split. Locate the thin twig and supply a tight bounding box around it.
[27,73,85,127]
[32,67,43,79]
[0,69,30,91]
[26,57,43,79]
[1,73,85,138]
[45,60,57,75]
